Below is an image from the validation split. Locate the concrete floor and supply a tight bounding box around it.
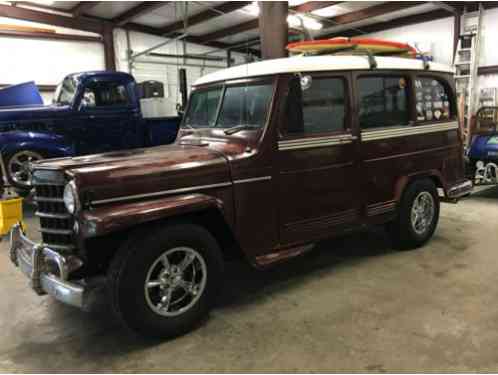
[1,186,498,372]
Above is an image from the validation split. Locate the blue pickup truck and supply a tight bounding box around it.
[0,71,180,191]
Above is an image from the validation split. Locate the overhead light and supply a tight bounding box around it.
[288,14,323,31]
[241,2,260,16]
[242,2,323,31]
[26,0,55,5]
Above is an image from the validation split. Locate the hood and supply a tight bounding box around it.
[0,104,71,123]
[32,143,232,203]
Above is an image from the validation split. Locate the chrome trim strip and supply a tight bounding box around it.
[35,212,72,219]
[34,197,64,203]
[234,176,272,184]
[40,228,73,235]
[91,182,232,205]
[362,122,458,142]
[278,134,356,151]
[43,243,76,251]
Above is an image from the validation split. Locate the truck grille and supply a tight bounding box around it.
[35,184,76,251]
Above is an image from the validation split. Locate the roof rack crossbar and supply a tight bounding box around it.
[307,44,378,69]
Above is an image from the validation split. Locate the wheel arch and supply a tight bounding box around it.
[393,171,445,203]
[81,194,243,274]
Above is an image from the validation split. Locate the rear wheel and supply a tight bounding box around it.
[388,178,439,249]
[108,223,224,338]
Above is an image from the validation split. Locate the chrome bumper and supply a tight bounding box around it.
[447,179,473,199]
[9,223,94,309]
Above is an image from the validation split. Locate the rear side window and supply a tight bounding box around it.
[287,76,346,135]
[83,81,130,107]
[358,76,409,129]
[415,77,451,122]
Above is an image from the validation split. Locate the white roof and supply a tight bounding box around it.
[194,55,455,86]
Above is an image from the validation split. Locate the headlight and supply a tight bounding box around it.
[63,181,80,214]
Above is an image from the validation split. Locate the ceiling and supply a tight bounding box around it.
[2,1,495,54]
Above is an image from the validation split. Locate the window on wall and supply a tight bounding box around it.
[286,76,346,135]
[358,76,409,129]
[414,77,451,122]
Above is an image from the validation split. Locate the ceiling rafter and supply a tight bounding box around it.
[196,1,429,45]
[0,2,105,33]
[112,1,167,26]
[159,1,252,35]
[321,8,451,39]
[291,1,343,13]
[71,1,101,18]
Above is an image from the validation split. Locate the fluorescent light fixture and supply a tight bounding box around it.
[288,14,323,31]
[27,0,55,5]
[242,2,323,31]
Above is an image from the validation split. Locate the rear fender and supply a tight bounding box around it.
[394,170,446,202]
[80,193,225,238]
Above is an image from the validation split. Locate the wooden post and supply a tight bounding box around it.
[258,1,288,60]
[103,24,116,71]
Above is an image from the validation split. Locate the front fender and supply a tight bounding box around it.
[80,193,224,238]
[0,131,73,157]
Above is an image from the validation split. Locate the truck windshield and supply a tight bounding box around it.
[54,76,78,105]
[183,81,274,131]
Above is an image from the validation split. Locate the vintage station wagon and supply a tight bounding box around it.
[10,54,472,338]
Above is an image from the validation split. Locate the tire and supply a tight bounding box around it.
[108,223,224,338]
[388,178,440,250]
[5,150,43,190]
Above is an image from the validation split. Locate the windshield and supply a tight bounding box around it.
[183,81,274,131]
[54,76,78,105]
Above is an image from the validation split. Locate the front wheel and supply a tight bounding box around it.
[5,150,43,190]
[388,178,440,249]
[108,223,224,338]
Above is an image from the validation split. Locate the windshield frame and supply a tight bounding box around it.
[181,76,276,136]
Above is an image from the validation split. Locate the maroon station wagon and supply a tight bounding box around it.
[10,54,472,338]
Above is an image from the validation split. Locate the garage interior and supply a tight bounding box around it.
[1,0,498,372]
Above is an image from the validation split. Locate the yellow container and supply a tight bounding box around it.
[0,198,23,236]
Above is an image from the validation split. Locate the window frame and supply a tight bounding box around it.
[280,71,352,140]
[413,74,457,125]
[354,71,414,132]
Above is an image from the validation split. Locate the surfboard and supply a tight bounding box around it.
[287,37,417,58]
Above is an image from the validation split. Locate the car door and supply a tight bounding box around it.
[277,72,361,246]
[75,79,140,155]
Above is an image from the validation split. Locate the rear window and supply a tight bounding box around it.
[415,77,451,122]
[358,76,409,129]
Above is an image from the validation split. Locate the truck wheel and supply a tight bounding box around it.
[388,178,440,250]
[108,223,224,338]
[6,150,43,190]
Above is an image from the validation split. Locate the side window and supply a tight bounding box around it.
[415,77,451,122]
[83,81,130,108]
[358,76,409,130]
[287,76,346,135]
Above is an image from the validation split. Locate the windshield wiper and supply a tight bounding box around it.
[223,125,259,135]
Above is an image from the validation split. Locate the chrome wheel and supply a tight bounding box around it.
[410,191,435,235]
[144,247,207,317]
[8,150,42,187]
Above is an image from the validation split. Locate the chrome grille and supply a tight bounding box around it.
[35,184,75,251]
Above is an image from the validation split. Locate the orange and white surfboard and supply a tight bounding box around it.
[287,37,417,58]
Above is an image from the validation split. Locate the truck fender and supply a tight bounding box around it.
[80,193,225,238]
[393,170,445,202]
[0,131,73,158]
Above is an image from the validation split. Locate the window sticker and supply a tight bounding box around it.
[415,78,451,122]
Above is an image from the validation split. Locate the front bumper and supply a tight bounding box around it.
[446,179,473,200]
[9,223,96,309]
